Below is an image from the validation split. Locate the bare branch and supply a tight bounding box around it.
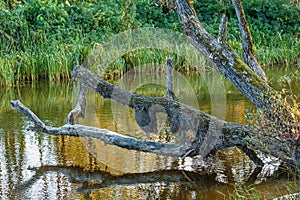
[232,0,267,82]
[218,14,228,45]
[10,100,191,157]
[166,57,176,100]
[66,84,88,124]
[10,100,46,129]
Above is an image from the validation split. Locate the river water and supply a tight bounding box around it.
[0,67,299,199]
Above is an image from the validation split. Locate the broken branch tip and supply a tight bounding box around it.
[10,100,19,109]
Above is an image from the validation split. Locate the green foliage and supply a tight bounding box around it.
[193,0,300,65]
[243,0,299,35]
[0,0,299,86]
[135,0,180,30]
[194,0,299,35]
[0,0,125,85]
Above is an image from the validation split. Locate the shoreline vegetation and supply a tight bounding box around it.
[0,0,299,86]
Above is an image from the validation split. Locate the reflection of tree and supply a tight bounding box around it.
[0,82,75,199]
[14,165,230,199]
[13,163,298,199]
[2,130,25,198]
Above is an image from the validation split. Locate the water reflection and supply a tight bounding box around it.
[0,69,299,199]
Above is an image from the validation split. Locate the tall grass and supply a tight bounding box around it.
[253,32,300,67]
[0,30,91,86]
[0,0,299,86]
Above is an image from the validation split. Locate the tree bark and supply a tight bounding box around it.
[174,0,272,110]
[231,0,267,82]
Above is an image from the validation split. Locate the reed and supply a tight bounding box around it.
[0,32,90,86]
[0,0,299,86]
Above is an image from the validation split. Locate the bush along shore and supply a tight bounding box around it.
[0,0,299,86]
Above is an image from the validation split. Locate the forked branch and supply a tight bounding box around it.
[174,0,271,110]
[231,0,267,82]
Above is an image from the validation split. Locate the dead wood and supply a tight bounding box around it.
[231,0,267,81]
[10,100,191,157]
[66,84,88,124]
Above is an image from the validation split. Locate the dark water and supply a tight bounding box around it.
[0,67,299,199]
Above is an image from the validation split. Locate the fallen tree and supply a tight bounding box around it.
[10,63,298,170]
[10,0,299,172]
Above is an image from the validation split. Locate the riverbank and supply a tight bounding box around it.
[1,0,299,86]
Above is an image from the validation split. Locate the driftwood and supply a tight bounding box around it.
[71,66,297,167]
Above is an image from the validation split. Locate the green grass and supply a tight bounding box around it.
[0,29,91,86]
[0,0,299,86]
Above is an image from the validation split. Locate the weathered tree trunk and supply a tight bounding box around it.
[71,66,298,168]
[174,0,299,133]
[174,0,271,110]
